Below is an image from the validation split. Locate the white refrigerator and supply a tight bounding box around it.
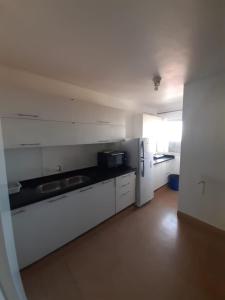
[122,138,155,207]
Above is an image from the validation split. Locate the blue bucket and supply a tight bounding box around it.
[168,174,179,191]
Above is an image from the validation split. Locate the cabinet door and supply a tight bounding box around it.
[72,100,100,124]
[2,118,44,148]
[75,123,103,144]
[94,179,116,223]
[2,118,78,148]
[161,162,168,186]
[41,121,77,146]
[75,123,125,144]
[12,182,116,269]
[77,180,115,231]
[0,89,73,122]
[72,100,125,125]
[153,164,162,190]
[12,193,75,269]
[109,125,126,141]
[162,160,174,185]
[96,106,125,125]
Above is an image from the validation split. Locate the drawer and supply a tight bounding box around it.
[116,190,132,213]
[116,173,132,187]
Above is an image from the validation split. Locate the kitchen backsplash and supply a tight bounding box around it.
[5,143,120,183]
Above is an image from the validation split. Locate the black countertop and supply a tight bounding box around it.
[153,154,175,165]
[10,166,135,210]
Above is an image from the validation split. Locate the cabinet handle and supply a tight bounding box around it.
[97,140,110,143]
[121,174,130,178]
[121,183,130,188]
[17,113,39,118]
[12,209,26,216]
[20,143,41,146]
[79,186,93,193]
[48,195,67,203]
[102,180,112,184]
[97,121,111,124]
[198,180,206,195]
[120,191,130,197]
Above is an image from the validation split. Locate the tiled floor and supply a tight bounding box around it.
[21,187,225,300]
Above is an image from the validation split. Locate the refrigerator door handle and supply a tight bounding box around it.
[141,159,145,177]
[141,140,145,159]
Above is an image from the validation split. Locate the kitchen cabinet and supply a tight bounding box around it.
[41,121,77,147]
[153,163,162,191]
[12,192,80,269]
[1,118,77,148]
[2,118,44,148]
[1,117,125,148]
[0,88,126,125]
[75,123,125,145]
[115,172,136,213]
[12,179,116,269]
[81,179,116,228]
[153,160,175,190]
[0,89,73,122]
[72,100,125,125]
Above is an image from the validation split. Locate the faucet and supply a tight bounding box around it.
[57,165,63,172]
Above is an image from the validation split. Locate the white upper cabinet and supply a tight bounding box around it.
[0,90,126,148]
[2,118,44,148]
[2,118,77,148]
[40,121,77,147]
[1,118,125,148]
[72,100,125,125]
[74,123,125,145]
[0,88,126,125]
[0,89,73,122]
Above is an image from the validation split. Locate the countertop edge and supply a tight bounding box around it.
[10,167,136,210]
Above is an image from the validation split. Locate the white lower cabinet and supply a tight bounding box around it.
[115,172,136,213]
[76,179,116,233]
[153,160,175,191]
[12,193,78,269]
[12,179,118,269]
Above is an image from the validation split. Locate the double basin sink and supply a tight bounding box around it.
[37,175,90,194]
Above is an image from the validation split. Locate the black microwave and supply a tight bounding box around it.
[97,151,127,169]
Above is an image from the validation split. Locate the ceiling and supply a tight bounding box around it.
[0,0,224,112]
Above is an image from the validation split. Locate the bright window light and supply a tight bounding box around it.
[166,121,182,142]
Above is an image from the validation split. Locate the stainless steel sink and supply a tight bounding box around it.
[62,175,90,187]
[37,181,62,194]
[37,175,90,194]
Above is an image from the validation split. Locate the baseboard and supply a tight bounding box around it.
[177,211,225,239]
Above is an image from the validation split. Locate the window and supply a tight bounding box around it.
[157,120,182,153]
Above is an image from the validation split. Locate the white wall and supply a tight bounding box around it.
[0,122,27,300]
[5,143,119,182]
[179,74,225,231]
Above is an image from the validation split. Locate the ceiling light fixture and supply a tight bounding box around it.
[153,75,162,91]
